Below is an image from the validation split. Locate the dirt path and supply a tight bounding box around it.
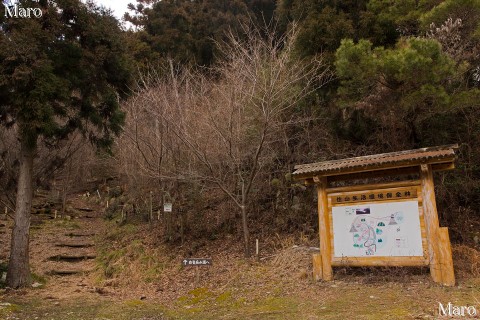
[1,194,107,301]
[29,212,101,300]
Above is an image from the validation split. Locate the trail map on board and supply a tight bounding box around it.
[332,201,424,257]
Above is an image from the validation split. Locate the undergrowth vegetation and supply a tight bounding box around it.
[95,223,170,285]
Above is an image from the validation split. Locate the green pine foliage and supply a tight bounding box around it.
[336,37,455,106]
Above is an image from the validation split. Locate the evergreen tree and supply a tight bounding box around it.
[335,37,456,146]
[125,0,275,67]
[0,0,132,288]
[276,0,369,56]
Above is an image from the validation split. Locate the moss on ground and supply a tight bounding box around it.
[0,302,21,318]
[2,279,480,320]
[0,298,168,320]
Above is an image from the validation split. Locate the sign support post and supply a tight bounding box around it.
[314,176,332,281]
[420,164,442,283]
[421,164,455,286]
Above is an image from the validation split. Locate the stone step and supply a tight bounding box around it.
[55,242,94,248]
[75,207,94,212]
[47,269,90,276]
[65,232,96,237]
[48,254,96,262]
[78,215,96,219]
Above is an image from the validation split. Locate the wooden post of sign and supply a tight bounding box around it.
[439,227,455,286]
[420,164,454,285]
[195,268,200,285]
[314,176,333,281]
[312,253,323,281]
[149,191,153,223]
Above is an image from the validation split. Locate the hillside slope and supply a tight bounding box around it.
[1,194,480,319]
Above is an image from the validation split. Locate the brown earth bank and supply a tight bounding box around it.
[1,194,480,319]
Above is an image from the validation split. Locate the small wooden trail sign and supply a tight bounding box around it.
[164,202,173,212]
[182,258,212,267]
[293,145,457,286]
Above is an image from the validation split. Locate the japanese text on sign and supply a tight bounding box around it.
[331,188,417,205]
[182,258,212,266]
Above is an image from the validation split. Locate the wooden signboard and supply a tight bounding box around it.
[329,184,427,266]
[293,145,457,286]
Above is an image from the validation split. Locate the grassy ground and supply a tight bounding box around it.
[1,278,480,319]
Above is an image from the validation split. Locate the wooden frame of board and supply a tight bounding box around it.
[293,145,457,286]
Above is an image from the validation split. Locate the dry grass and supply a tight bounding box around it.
[452,244,480,278]
[270,246,313,279]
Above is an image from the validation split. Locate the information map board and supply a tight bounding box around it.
[332,200,424,258]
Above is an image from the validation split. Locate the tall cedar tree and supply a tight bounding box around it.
[125,0,276,67]
[0,0,131,288]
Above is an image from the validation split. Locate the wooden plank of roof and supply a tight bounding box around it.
[301,162,455,185]
[294,148,454,174]
[293,144,457,180]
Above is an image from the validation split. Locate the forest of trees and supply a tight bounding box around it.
[2,0,480,288]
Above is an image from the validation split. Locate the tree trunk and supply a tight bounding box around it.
[6,139,36,288]
[241,182,250,257]
[241,203,250,257]
[239,180,251,257]
[180,208,185,245]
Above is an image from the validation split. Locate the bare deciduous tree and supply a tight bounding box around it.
[119,24,331,255]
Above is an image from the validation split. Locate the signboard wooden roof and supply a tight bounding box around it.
[293,144,458,182]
